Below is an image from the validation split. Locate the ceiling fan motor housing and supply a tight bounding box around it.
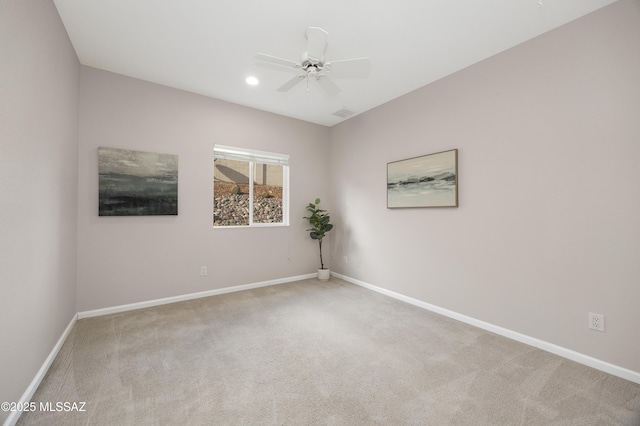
[301,51,324,68]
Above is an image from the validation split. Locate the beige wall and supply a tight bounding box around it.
[77,66,330,312]
[214,160,284,187]
[329,0,640,373]
[0,0,80,423]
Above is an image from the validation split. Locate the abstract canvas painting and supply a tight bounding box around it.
[98,147,178,216]
[387,149,458,208]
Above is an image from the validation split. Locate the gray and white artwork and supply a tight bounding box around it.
[98,147,178,216]
[387,149,458,208]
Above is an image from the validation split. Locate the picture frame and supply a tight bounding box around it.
[98,147,178,216]
[387,149,458,208]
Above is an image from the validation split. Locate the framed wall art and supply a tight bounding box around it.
[98,147,178,216]
[387,149,458,208]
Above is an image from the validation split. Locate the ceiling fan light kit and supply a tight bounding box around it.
[255,26,371,95]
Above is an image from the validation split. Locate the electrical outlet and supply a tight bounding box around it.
[588,312,605,332]
[344,256,348,264]
[200,266,207,276]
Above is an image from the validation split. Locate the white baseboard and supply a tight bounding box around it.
[10,271,636,426]
[3,314,77,426]
[332,272,640,385]
[78,273,316,319]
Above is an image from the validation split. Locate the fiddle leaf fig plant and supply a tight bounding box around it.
[304,198,333,270]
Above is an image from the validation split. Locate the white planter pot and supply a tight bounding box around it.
[317,268,331,281]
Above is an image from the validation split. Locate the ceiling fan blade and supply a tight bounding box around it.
[325,58,371,76]
[277,75,305,92]
[255,53,300,69]
[255,61,301,75]
[316,75,341,96]
[305,27,328,62]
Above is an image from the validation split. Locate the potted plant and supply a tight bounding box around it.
[304,198,334,281]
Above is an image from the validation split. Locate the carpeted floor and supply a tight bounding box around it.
[17,278,640,425]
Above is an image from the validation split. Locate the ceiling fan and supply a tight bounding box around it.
[255,27,371,96]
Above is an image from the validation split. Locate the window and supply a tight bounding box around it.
[213,145,289,227]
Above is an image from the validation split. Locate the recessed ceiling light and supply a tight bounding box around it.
[245,76,259,86]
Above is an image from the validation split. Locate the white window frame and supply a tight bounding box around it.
[213,145,289,228]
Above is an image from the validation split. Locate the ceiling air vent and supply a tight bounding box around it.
[332,108,356,119]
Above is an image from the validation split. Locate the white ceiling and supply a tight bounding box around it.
[53,0,617,127]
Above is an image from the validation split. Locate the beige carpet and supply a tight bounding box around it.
[17,278,640,425]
